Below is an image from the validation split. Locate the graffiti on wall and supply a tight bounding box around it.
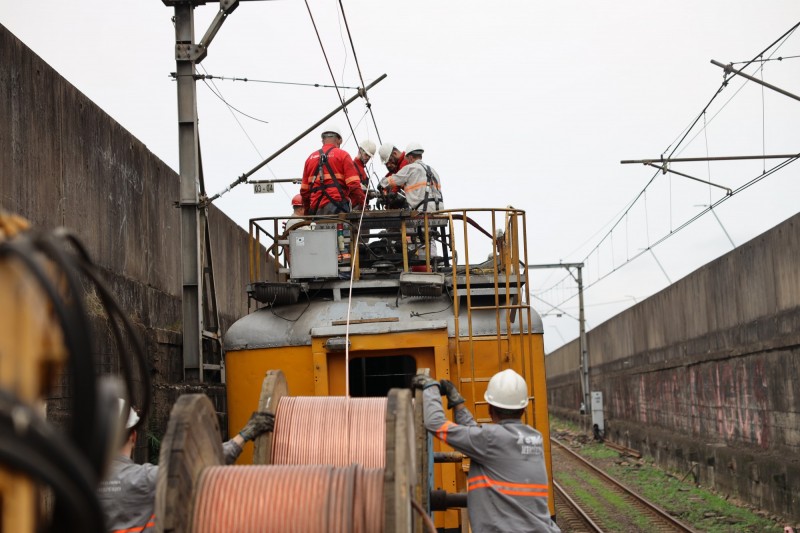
[609,357,771,449]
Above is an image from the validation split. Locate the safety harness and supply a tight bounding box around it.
[355,158,368,185]
[412,163,443,212]
[309,147,349,214]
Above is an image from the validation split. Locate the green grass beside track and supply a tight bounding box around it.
[550,416,785,533]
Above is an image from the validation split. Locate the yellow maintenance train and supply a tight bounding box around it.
[223,207,555,531]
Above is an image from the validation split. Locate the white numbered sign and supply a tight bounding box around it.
[253,183,275,194]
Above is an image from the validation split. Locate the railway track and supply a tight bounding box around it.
[552,438,697,532]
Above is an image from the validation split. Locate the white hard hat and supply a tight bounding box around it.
[359,139,377,158]
[322,125,342,139]
[405,141,424,155]
[484,369,528,409]
[118,398,140,429]
[378,142,395,164]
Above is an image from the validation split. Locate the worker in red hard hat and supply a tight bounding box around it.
[284,193,308,233]
[98,399,275,533]
[300,126,365,215]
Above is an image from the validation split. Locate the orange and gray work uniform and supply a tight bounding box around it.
[379,160,444,212]
[300,143,365,215]
[422,387,561,533]
[97,441,244,533]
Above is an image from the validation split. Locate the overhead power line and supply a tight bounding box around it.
[196,64,289,199]
[731,53,800,65]
[540,21,800,297]
[195,73,361,90]
[336,0,382,144]
[538,155,800,317]
[200,78,270,124]
[303,0,357,141]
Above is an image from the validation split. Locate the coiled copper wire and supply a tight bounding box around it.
[192,465,384,533]
[354,462,385,533]
[271,396,387,468]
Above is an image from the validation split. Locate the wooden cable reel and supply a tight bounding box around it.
[155,371,416,532]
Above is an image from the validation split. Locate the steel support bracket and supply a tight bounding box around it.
[176,43,207,62]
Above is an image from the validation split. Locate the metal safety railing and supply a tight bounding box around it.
[432,208,537,427]
[247,209,537,425]
[247,211,455,284]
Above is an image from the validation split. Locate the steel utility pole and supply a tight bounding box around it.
[165,0,265,380]
[171,1,203,381]
[164,1,383,381]
[528,263,589,414]
[576,265,589,415]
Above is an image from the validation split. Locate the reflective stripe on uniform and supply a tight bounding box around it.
[112,514,156,533]
[467,475,549,497]
[435,421,456,443]
[404,181,427,192]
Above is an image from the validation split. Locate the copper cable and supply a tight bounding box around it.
[358,464,386,533]
[271,396,387,468]
[192,464,384,533]
[411,498,438,533]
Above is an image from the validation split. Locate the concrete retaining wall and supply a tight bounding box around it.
[0,24,263,460]
[546,212,800,520]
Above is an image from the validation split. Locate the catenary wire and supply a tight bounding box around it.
[198,64,290,200]
[201,78,270,125]
[336,0,382,144]
[195,73,360,90]
[731,53,800,65]
[538,22,800,305]
[303,0,357,141]
[538,155,799,316]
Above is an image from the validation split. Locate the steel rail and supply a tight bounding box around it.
[552,438,698,532]
[553,480,604,532]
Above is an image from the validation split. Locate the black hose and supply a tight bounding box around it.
[0,391,106,532]
[31,234,100,474]
[0,227,153,530]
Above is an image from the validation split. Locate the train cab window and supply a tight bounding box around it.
[348,356,417,397]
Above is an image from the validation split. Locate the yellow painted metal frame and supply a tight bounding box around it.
[233,207,556,525]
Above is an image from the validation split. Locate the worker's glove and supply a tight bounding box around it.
[440,380,465,410]
[411,374,441,392]
[238,411,275,442]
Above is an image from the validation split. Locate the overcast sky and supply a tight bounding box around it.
[2,1,798,353]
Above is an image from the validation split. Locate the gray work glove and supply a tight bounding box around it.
[411,374,442,392]
[238,411,275,442]
[439,380,465,410]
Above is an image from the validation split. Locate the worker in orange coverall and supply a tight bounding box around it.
[300,126,365,215]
